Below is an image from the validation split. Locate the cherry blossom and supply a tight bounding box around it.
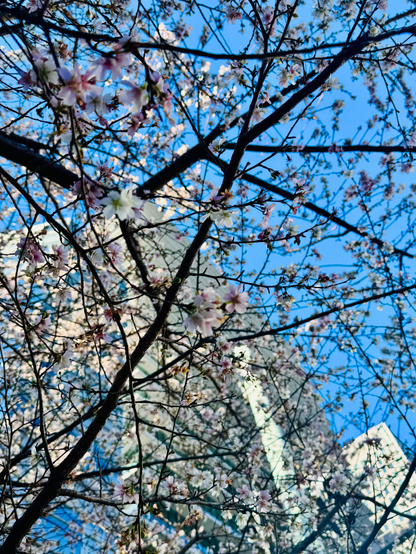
[26,0,43,12]
[113,479,139,504]
[184,288,223,335]
[209,209,238,228]
[226,5,243,23]
[119,82,149,112]
[3,3,416,553]
[235,513,250,529]
[236,484,252,502]
[261,203,275,228]
[72,177,104,210]
[282,218,300,235]
[101,187,145,220]
[98,162,113,178]
[58,64,101,106]
[107,242,123,265]
[92,51,132,81]
[20,54,59,89]
[223,286,249,314]
[49,244,69,274]
[279,64,301,86]
[256,490,272,513]
[35,315,52,333]
[85,91,112,115]
[16,236,44,271]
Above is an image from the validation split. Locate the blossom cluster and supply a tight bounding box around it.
[184,286,249,335]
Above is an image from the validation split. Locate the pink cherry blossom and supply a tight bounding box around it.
[58,64,101,106]
[107,242,123,265]
[256,489,272,512]
[184,288,223,335]
[184,308,223,336]
[223,286,249,314]
[93,326,112,344]
[103,307,123,322]
[72,177,104,210]
[261,203,275,228]
[236,484,252,502]
[119,82,149,112]
[113,479,139,504]
[226,5,242,23]
[218,358,233,381]
[98,162,113,178]
[85,91,112,115]
[16,236,44,271]
[17,70,34,90]
[51,244,69,272]
[27,0,43,12]
[35,316,52,333]
[126,112,146,136]
[92,51,132,81]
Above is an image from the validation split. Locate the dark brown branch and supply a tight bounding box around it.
[0,23,20,36]
[58,488,121,508]
[288,496,349,554]
[0,404,99,486]
[240,171,414,259]
[223,143,416,154]
[356,452,416,554]
[136,39,389,201]
[2,7,416,61]
[0,132,77,188]
[229,281,416,343]
[1,128,412,264]
[240,36,381,147]
[72,450,241,482]
[2,127,412,263]
[356,493,416,522]
[120,221,161,312]
[375,527,416,554]
[176,535,206,554]
[211,159,415,259]
[0,74,312,196]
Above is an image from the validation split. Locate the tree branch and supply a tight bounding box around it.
[0,132,77,189]
[229,281,416,342]
[356,452,416,554]
[223,143,416,154]
[214,161,415,259]
[1,7,416,60]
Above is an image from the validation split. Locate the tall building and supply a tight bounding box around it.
[343,423,416,554]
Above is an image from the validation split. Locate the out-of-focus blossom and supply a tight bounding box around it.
[92,51,132,81]
[16,236,44,272]
[58,64,100,106]
[282,218,300,235]
[224,286,249,314]
[119,82,149,112]
[226,5,243,23]
[72,177,104,210]
[50,244,69,273]
[113,479,139,504]
[107,242,123,265]
[85,91,112,115]
[184,288,223,335]
[101,186,145,220]
[261,203,275,228]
